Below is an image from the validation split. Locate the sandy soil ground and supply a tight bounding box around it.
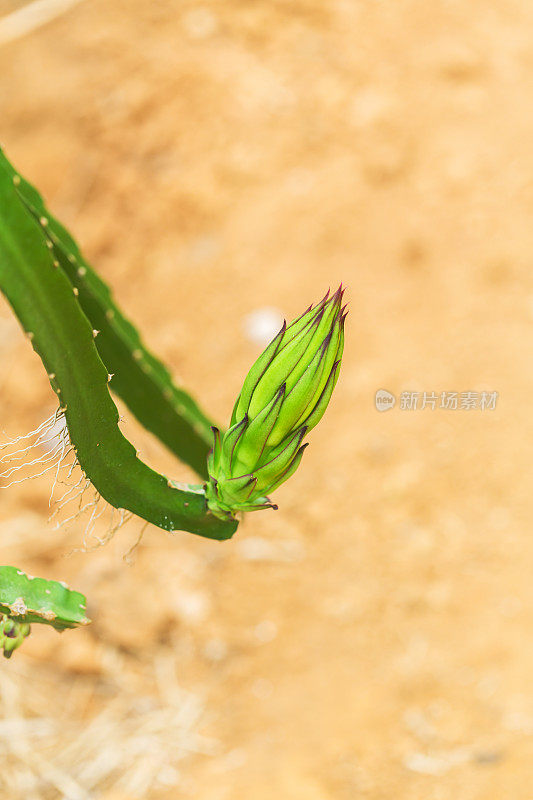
[0,1,531,798]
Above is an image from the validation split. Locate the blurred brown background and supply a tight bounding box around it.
[0,1,531,798]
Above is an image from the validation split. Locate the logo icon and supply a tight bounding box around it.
[375,389,396,412]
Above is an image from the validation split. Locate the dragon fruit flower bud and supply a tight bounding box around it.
[205,286,346,520]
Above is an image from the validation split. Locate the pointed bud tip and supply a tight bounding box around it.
[296,442,310,458]
[330,284,345,306]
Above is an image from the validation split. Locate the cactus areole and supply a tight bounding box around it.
[206,286,347,520]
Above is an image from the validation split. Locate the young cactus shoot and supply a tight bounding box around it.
[0,566,90,658]
[206,286,347,520]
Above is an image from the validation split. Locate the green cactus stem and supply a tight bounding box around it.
[0,147,214,479]
[0,156,237,540]
[0,563,92,657]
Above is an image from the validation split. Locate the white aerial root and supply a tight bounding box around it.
[89,505,135,551]
[1,408,135,551]
[0,407,62,453]
[0,409,74,489]
[122,520,148,565]
[48,472,89,520]
[62,502,136,556]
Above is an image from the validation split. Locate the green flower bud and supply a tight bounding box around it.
[206,286,346,520]
[0,614,31,658]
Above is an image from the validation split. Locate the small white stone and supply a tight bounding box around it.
[183,7,217,39]
[172,589,210,625]
[243,307,284,345]
[254,619,278,643]
[203,637,228,662]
